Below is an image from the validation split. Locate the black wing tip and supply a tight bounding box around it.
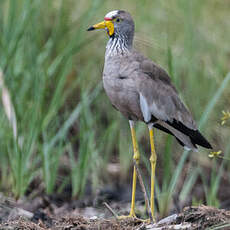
[203,140,212,149]
[193,130,212,149]
[201,140,213,149]
[198,140,212,149]
[166,119,213,149]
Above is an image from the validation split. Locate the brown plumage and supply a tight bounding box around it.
[103,45,211,151]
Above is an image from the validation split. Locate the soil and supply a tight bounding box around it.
[0,193,230,230]
[1,161,230,229]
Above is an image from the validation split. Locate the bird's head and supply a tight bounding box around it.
[87,10,134,38]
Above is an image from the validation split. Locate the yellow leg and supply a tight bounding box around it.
[129,120,140,217]
[148,125,157,222]
[118,121,140,219]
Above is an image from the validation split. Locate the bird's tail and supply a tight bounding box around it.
[154,121,212,151]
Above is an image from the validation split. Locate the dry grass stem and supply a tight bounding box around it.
[134,160,152,222]
[0,68,17,139]
[103,202,118,219]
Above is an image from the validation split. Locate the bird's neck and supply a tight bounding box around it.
[105,34,133,58]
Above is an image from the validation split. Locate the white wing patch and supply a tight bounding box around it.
[105,10,119,19]
[140,93,151,122]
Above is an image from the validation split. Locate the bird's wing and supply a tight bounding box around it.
[122,51,212,150]
[135,57,197,131]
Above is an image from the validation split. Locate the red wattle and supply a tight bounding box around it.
[104,17,112,21]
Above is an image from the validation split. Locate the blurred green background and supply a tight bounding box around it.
[0,0,230,218]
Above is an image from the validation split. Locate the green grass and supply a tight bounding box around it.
[0,0,230,218]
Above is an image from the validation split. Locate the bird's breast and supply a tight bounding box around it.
[102,65,143,121]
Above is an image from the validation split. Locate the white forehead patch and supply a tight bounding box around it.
[105,10,118,19]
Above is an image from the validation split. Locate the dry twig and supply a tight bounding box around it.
[134,160,152,222]
[103,202,118,219]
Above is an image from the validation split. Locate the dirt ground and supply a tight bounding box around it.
[1,193,230,230]
[1,162,230,230]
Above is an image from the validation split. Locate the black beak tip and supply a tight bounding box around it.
[87,26,95,31]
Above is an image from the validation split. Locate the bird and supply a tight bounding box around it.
[87,10,212,221]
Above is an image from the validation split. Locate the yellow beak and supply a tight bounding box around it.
[87,20,114,36]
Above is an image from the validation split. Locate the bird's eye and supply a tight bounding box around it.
[116,18,120,22]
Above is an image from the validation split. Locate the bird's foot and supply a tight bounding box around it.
[117,213,150,223]
[117,214,136,220]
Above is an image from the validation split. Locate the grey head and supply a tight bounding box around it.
[105,10,135,56]
[88,10,135,55]
[108,10,135,42]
